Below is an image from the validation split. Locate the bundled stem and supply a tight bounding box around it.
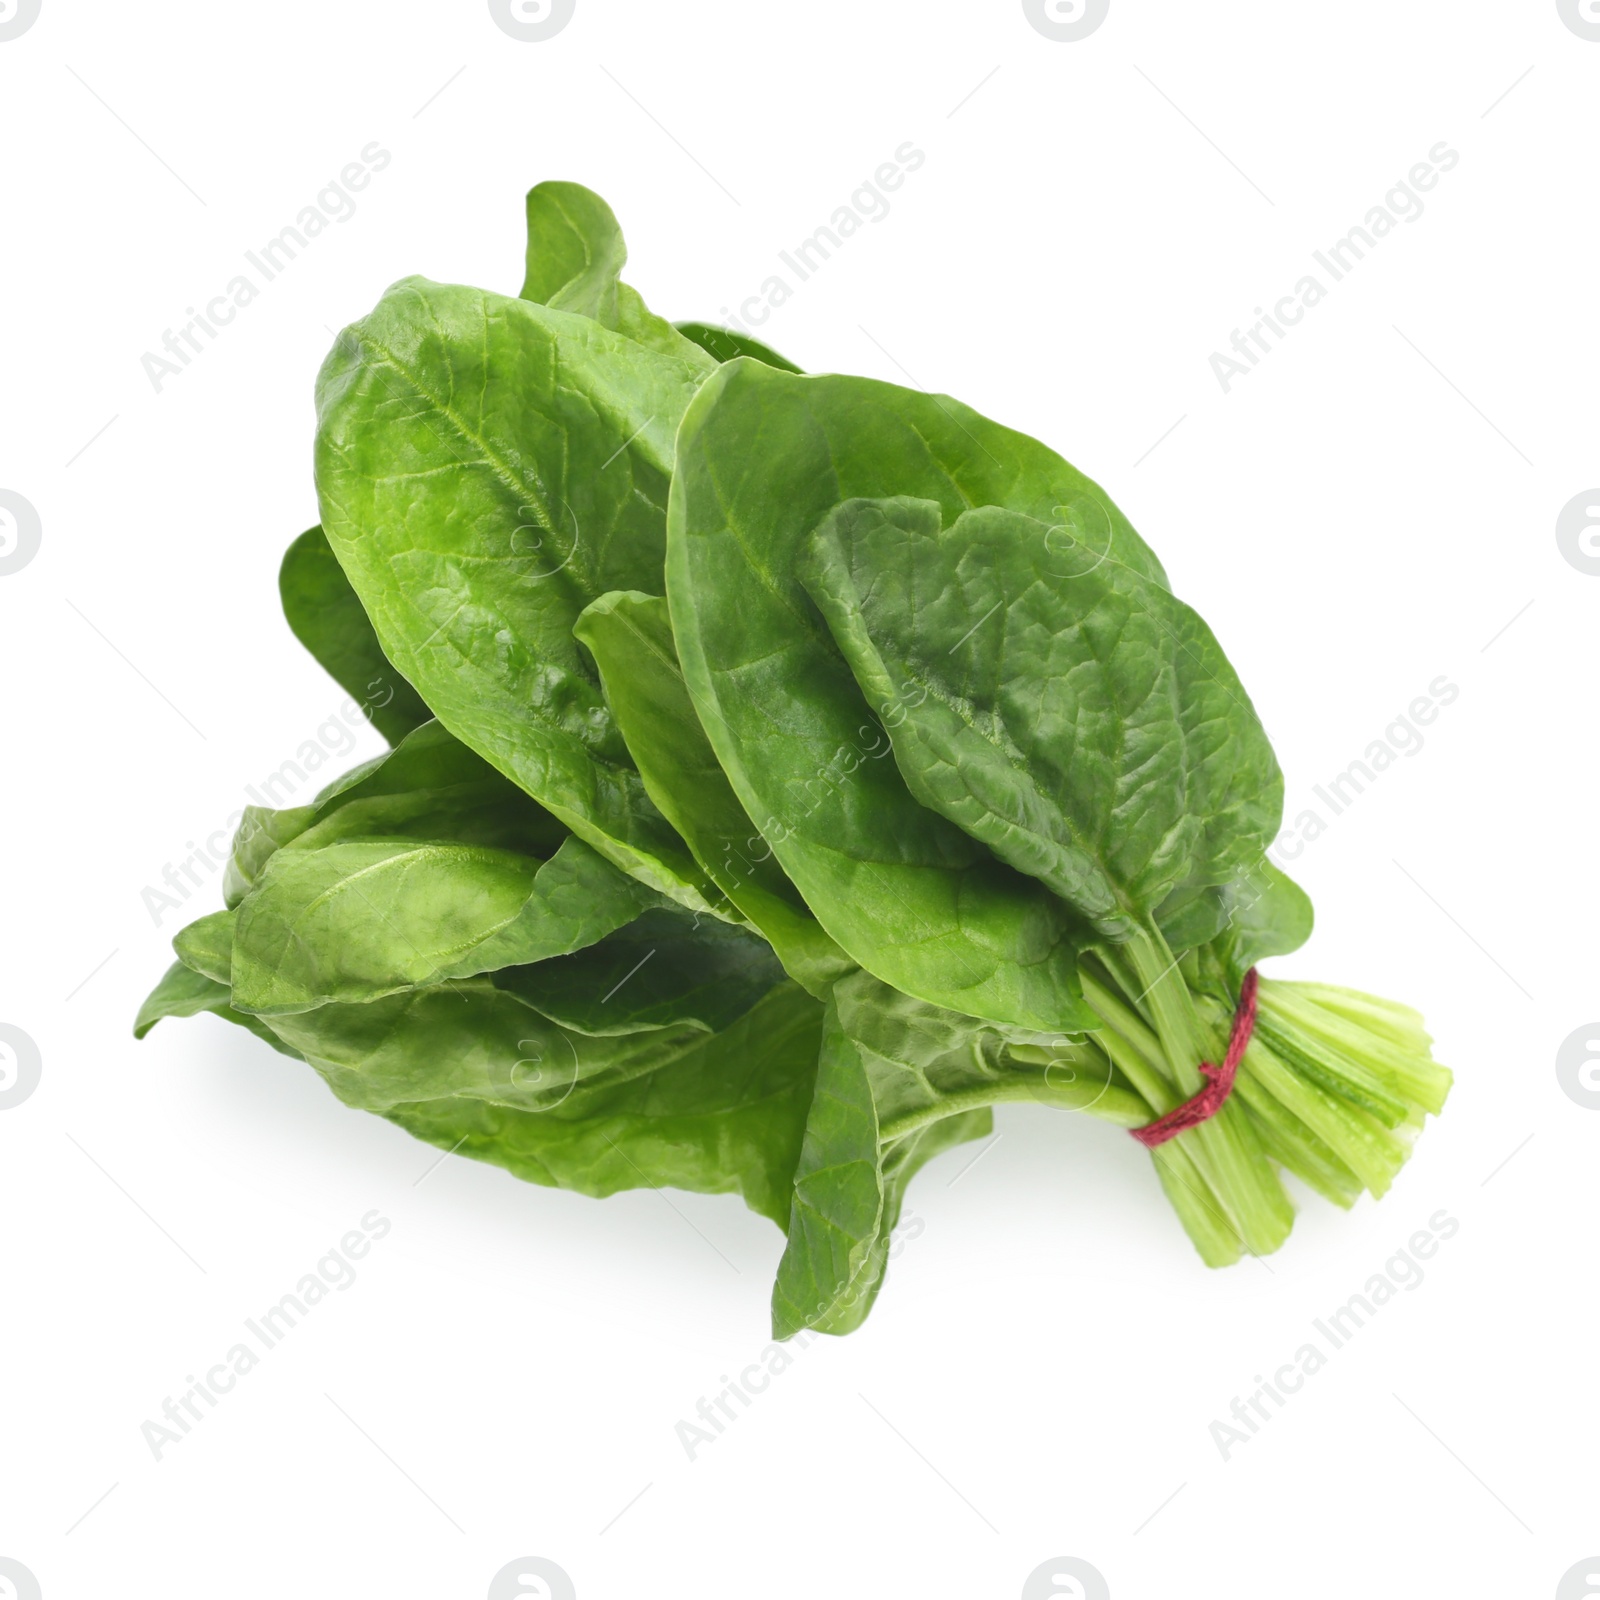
[1000,922,1451,1265]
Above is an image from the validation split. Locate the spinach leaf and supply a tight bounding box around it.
[279,525,432,744]
[172,909,236,983]
[314,275,722,912]
[669,361,1125,1031]
[135,180,1452,1334]
[1208,859,1314,987]
[772,970,1005,1337]
[771,972,1156,1338]
[134,960,304,1059]
[231,834,660,1014]
[574,590,853,995]
[673,321,802,373]
[494,907,786,1036]
[223,720,565,908]
[259,977,704,1112]
[376,979,823,1227]
[519,181,715,367]
[223,805,318,909]
[800,496,1283,941]
[257,964,816,1153]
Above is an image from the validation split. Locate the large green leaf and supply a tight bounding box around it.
[314,275,722,912]
[259,976,706,1113]
[668,360,1157,1031]
[375,980,823,1227]
[801,496,1283,941]
[231,835,659,1014]
[574,590,852,995]
[279,525,432,744]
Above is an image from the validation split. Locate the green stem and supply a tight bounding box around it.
[878,1067,1150,1144]
[1112,919,1294,1257]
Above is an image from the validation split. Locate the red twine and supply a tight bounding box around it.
[1130,967,1259,1149]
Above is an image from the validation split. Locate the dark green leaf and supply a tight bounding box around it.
[668,360,1118,1031]
[260,978,693,1111]
[673,321,802,373]
[377,979,823,1227]
[495,907,786,1036]
[801,496,1283,940]
[771,970,1006,1338]
[279,525,433,744]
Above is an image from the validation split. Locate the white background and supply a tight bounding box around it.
[2,2,1595,1596]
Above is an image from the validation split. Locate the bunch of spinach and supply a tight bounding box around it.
[139,182,1450,1337]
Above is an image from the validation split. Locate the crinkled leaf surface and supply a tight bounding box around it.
[801,496,1283,941]
[668,360,1148,1030]
[314,275,721,911]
